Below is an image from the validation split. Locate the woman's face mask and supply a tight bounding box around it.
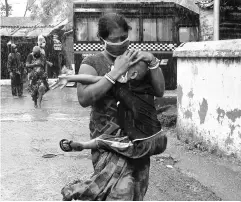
[102,37,130,57]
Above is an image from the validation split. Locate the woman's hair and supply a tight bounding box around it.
[97,13,130,39]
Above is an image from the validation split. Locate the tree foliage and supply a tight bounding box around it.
[29,0,73,25]
[0,0,12,16]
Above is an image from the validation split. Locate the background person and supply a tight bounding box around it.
[37,34,53,73]
[7,43,24,97]
[26,46,49,108]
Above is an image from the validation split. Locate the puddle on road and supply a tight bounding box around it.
[48,113,68,120]
[1,111,89,122]
[1,85,91,122]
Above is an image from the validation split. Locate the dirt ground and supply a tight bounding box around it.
[1,85,241,201]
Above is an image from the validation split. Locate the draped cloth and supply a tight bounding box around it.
[61,53,166,201]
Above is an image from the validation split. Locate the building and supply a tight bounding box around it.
[0,17,68,79]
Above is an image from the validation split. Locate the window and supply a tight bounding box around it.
[87,18,99,41]
[157,18,173,41]
[75,17,140,42]
[143,18,173,42]
[75,18,88,41]
[75,17,99,41]
[143,19,157,41]
[179,27,199,42]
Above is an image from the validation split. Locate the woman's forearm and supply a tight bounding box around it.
[150,67,165,97]
[77,77,114,107]
[77,69,121,107]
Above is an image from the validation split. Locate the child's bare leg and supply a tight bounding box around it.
[37,84,45,108]
[70,139,97,151]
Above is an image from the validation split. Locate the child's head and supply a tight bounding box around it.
[117,60,148,83]
[128,60,148,80]
[32,46,41,58]
[38,35,46,48]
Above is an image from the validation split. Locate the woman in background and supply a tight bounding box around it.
[7,43,23,97]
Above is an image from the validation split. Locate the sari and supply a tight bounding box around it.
[26,53,49,102]
[61,53,151,201]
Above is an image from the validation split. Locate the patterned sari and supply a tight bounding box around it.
[61,53,150,201]
[26,53,49,102]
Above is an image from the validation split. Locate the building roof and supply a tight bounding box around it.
[0,17,48,28]
[0,17,67,37]
[73,0,200,13]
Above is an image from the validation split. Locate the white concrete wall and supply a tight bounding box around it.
[173,39,241,159]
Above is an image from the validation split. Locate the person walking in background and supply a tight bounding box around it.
[37,35,53,76]
[26,46,49,108]
[7,43,23,98]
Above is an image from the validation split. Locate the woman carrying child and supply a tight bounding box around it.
[53,13,165,201]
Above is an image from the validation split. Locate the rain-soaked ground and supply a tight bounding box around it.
[1,83,241,201]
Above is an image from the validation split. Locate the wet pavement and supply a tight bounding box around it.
[1,84,241,201]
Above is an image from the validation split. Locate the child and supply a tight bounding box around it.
[51,60,167,159]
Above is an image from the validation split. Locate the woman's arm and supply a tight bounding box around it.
[132,51,165,97]
[77,50,139,108]
[26,55,43,69]
[26,60,44,69]
[77,64,121,108]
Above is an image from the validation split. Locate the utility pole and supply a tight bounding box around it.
[5,0,9,17]
[213,0,220,40]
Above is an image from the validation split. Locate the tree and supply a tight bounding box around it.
[0,0,12,16]
[28,0,73,25]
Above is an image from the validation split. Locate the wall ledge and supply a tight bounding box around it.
[173,39,241,58]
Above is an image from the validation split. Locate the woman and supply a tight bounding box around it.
[26,46,49,108]
[7,43,23,97]
[61,13,165,200]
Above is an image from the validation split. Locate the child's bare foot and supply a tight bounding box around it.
[59,139,84,152]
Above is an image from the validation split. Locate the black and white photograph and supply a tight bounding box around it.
[0,0,241,201]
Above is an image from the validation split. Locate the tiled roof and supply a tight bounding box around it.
[0,17,53,28]
[0,17,69,37]
[73,0,199,13]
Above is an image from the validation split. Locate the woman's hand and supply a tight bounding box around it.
[50,75,69,90]
[131,51,155,64]
[112,49,139,76]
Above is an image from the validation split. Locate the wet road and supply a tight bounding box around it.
[1,85,93,200]
[1,84,240,201]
